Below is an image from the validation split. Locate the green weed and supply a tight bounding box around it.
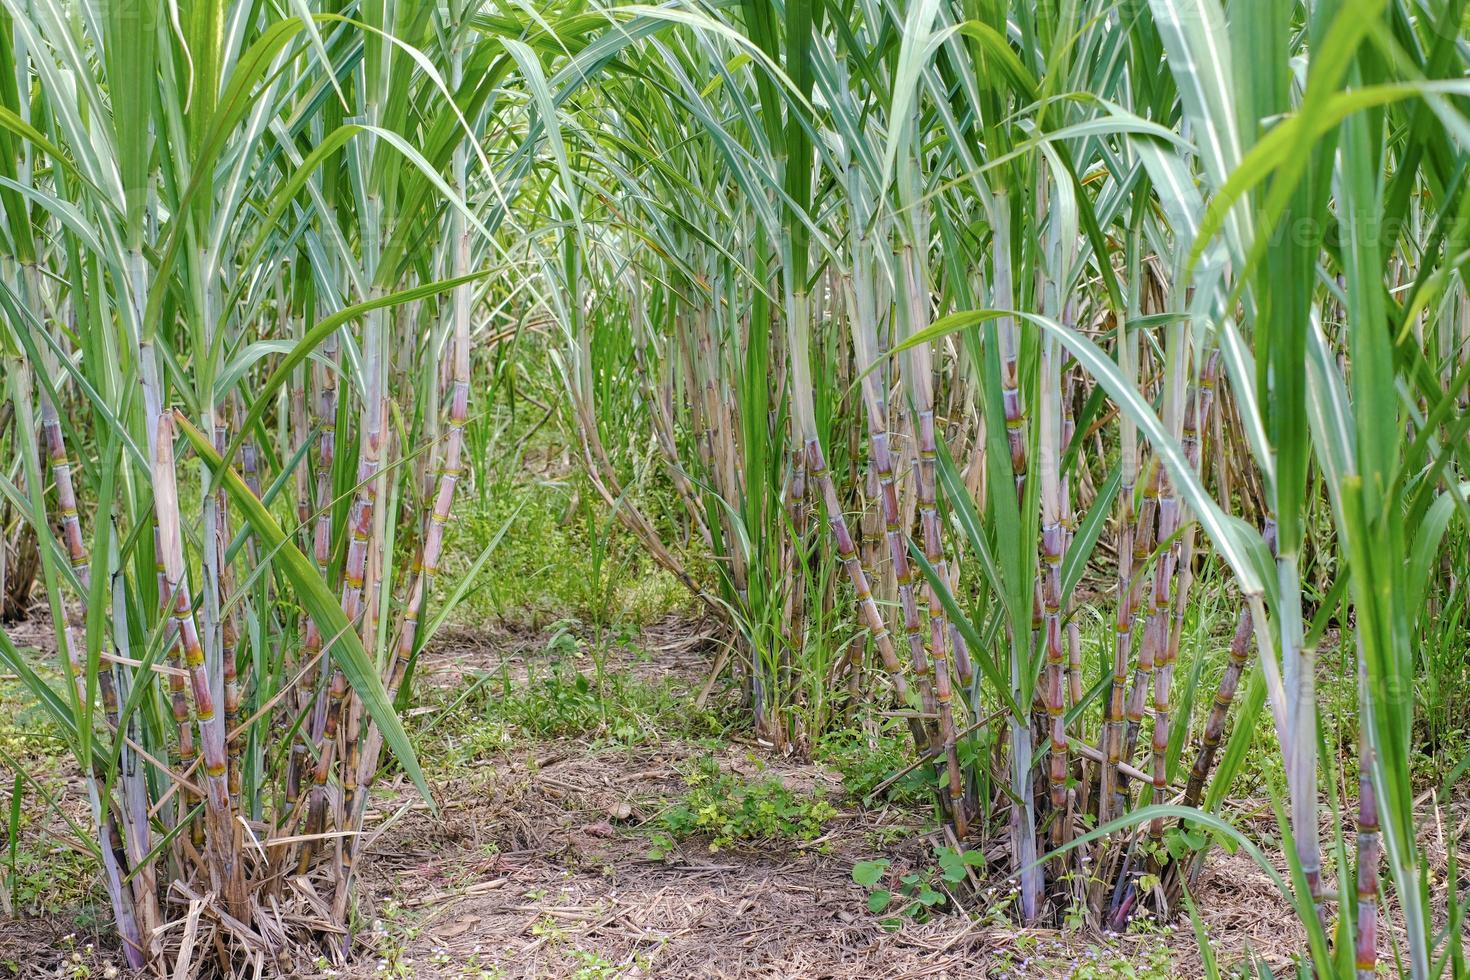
[649,759,837,855]
[851,856,948,928]
[408,639,733,778]
[816,724,929,805]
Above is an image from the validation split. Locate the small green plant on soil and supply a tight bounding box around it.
[648,758,837,856]
[1,673,110,920]
[566,948,624,980]
[42,933,123,980]
[4,840,98,918]
[359,898,423,978]
[527,906,645,978]
[850,846,985,930]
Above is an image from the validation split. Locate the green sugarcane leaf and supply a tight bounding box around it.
[0,107,97,205]
[419,502,524,650]
[1304,572,1349,651]
[953,21,1037,100]
[1039,802,1290,902]
[122,802,204,885]
[1061,466,1119,600]
[1406,483,1470,619]
[141,16,313,331]
[174,413,433,809]
[214,340,342,403]
[1205,669,1266,814]
[7,770,20,907]
[934,439,1005,615]
[1186,80,1470,287]
[1182,889,1221,980]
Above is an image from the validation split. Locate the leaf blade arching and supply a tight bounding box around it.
[173,413,433,809]
[887,308,1266,599]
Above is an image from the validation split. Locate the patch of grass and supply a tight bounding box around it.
[972,920,1182,978]
[648,758,838,855]
[4,838,98,918]
[0,669,106,921]
[408,635,734,777]
[493,661,722,743]
[0,675,71,760]
[525,909,649,978]
[436,476,694,631]
[1413,527,1470,783]
[1018,938,1178,979]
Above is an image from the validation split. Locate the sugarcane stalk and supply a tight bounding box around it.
[1181,606,1253,811]
[917,405,965,830]
[1039,337,1068,850]
[785,433,810,703]
[1145,467,1180,839]
[154,524,200,846]
[1101,485,1135,825]
[28,373,151,956]
[1174,517,1278,905]
[898,230,964,830]
[806,438,925,750]
[282,278,311,536]
[842,179,937,749]
[344,388,393,853]
[630,274,712,550]
[297,299,385,876]
[285,302,342,822]
[989,192,1042,921]
[1145,352,1216,838]
[39,377,162,945]
[156,413,238,882]
[108,588,158,955]
[10,360,141,967]
[208,419,244,803]
[100,805,144,967]
[1037,172,1082,847]
[1061,377,1083,712]
[1100,269,1141,826]
[1120,460,1161,775]
[1354,636,1379,980]
[297,668,347,876]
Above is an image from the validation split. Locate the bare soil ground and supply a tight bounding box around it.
[346,755,1303,979]
[341,619,1307,979]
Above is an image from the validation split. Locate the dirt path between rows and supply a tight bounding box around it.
[343,619,1304,979]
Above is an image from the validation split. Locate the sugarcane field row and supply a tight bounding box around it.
[0,1,1469,978]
